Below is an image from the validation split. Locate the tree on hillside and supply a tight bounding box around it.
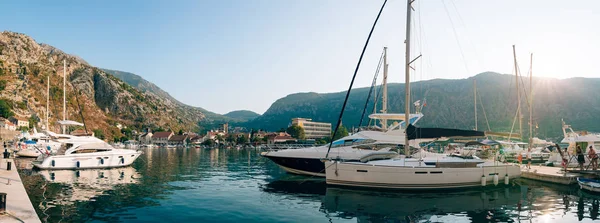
[332,125,349,141]
[286,124,305,140]
[28,114,40,128]
[0,80,6,91]
[121,128,133,138]
[0,100,14,118]
[93,129,105,140]
[178,129,183,135]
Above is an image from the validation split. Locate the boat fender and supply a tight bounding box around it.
[51,160,55,167]
[50,172,55,181]
[493,174,499,186]
[504,174,509,185]
[481,175,486,186]
[120,157,125,164]
[76,161,80,168]
[100,158,104,165]
[76,170,80,178]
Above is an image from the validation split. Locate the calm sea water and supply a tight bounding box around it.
[14,148,600,223]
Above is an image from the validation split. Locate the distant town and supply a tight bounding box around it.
[0,114,349,148]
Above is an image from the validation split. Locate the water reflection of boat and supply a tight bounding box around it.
[263,179,523,222]
[37,167,141,203]
[322,186,523,222]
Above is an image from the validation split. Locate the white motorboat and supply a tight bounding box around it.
[32,142,142,170]
[261,113,424,177]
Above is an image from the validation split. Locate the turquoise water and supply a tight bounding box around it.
[15,148,600,222]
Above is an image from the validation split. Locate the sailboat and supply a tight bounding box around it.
[323,0,521,189]
[261,47,425,177]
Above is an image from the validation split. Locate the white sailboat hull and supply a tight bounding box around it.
[325,160,521,189]
[33,149,142,170]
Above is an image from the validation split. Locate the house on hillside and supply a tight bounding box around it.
[11,117,29,128]
[151,131,173,146]
[139,132,153,145]
[0,118,16,131]
[168,135,188,146]
[266,132,297,144]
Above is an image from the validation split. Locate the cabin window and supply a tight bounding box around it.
[73,149,111,154]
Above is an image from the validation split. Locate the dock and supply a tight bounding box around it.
[0,158,41,223]
[520,165,581,185]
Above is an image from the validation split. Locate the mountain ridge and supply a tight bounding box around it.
[0,31,208,139]
[244,72,600,140]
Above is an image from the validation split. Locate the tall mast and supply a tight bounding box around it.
[404,0,413,156]
[46,75,49,130]
[529,53,533,152]
[512,45,522,139]
[473,79,477,131]
[382,47,388,130]
[63,59,66,134]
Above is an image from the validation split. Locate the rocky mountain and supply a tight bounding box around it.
[223,110,260,121]
[0,31,208,139]
[245,72,600,140]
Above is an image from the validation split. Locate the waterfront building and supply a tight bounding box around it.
[152,131,174,146]
[266,132,296,144]
[139,131,153,144]
[291,118,331,140]
[168,135,188,146]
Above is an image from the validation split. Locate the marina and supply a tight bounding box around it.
[5,147,600,222]
[0,0,600,222]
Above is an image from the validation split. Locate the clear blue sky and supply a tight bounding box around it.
[0,0,598,114]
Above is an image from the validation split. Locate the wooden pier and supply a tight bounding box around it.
[520,165,581,185]
[0,159,41,223]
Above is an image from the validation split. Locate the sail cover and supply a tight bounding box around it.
[406,124,485,140]
[57,120,84,126]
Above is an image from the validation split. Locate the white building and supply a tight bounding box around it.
[291,118,331,139]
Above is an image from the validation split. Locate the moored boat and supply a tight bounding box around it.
[32,142,142,170]
[578,177,600,193]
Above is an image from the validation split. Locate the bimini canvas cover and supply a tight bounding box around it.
[57,120,84,126]
[406,124,485,140]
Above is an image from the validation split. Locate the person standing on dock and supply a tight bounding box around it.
[588,146,598,170]
[577,145,585,170]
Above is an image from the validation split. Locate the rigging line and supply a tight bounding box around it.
[517,63,532,111]
[449,0,483,67]
[368,83,384,127]
[359,50,385,127]
[477,87,492,131]
[441,0,470,74]
[326,0,388,159]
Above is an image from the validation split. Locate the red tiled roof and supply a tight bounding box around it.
[152,131,173,138]
[168,135,188,142]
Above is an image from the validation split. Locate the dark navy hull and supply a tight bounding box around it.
[262,155,326,177]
